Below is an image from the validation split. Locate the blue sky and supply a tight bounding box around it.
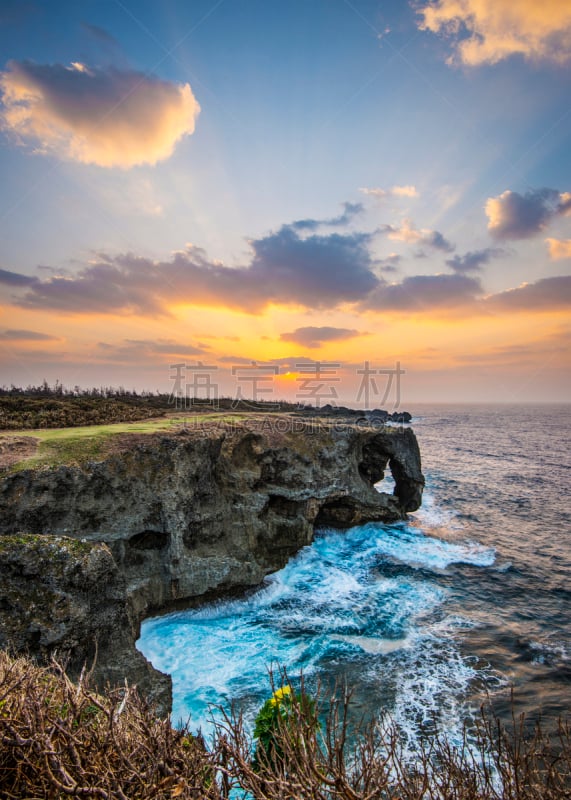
[0,0,570,402]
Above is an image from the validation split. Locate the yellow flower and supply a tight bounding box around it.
[270,685,292,706]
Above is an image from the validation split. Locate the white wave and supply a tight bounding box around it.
[374,474,395,492]
[351,523,496,571]
[493,561,513,573]
[528,639,571,663]
[390,634,479,754]
[411,488,461,531]
[138,521,496,736]
[331,634,411,654]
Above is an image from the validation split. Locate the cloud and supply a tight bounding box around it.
[418,0,571,66]
[215,355,319,368]
[279,326,365,348]
[382,219,455,252]
[362,272,571,315]
[376,253,401,273]
[485,189,571,240]
[0,60,200,167]
[96,338,207,362]
[392,185,419,198]
[7,222,380,315]
[0,268,38,286]
[446,247,506,272]
[360,185,419,200]
[451,333,571,367]
[546,237,571,260]
[201,334,241,342]
[81,22,121,50]
[271,356,316,367]
[217,355,259,365]
[248,225,379,306]
[0,329,58,341]
[363,273,482,311]
[290,202,364,231]
[486,275,571,311]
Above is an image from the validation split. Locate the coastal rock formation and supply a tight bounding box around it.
[0,416,424,711]
[0,534,171,711]
[317,405,413,424]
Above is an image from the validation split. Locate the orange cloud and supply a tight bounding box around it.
[419,0,571,65]
[546,237,571,260]
[279,326,366,348]
[3,225,379,315]
[0,60,200,167]
[0,328,59,341]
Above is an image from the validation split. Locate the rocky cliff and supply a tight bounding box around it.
[0,415,424,712]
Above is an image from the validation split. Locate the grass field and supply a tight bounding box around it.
[2,414,246,472]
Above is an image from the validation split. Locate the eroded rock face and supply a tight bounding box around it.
[0,417,424,711]
[0,534,171,713]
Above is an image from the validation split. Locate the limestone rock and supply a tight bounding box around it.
[0,533,171,713]
[0,416,424,711]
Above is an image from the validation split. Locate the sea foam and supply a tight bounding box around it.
[138,521,496,741]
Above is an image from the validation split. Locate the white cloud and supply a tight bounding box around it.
[382,218,454,251]
[360,185,419,200]
[391,185,419,197]
[0,60,200,168]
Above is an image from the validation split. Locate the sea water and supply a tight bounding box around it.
[137,404,571,747]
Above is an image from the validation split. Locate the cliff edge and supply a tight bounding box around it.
[0,415,424,712]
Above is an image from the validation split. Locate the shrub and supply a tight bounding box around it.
[253,683,319,772]
[0,651,221,798]
[1,651,570,799]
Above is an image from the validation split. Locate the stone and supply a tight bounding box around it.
[0,415,424,712]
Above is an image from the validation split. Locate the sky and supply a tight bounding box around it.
[0,0,570,406]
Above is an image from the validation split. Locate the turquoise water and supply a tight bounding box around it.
[137,405,571,747]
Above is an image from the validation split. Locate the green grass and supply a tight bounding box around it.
[3,414,248,472]
[2,412,362,473]
[0,532,93,557]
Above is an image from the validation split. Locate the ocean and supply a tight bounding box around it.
[137,404,571,748]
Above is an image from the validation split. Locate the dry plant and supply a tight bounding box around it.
[216,676,571,800]
[1,652,570,799]
[0,651,221,799]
